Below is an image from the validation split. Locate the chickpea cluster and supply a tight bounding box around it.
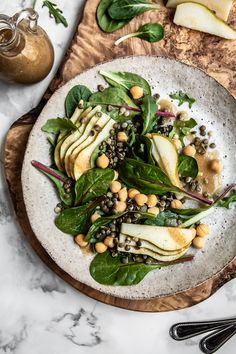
[192,223,210,249]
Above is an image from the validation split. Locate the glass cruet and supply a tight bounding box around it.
[0,8,54,84]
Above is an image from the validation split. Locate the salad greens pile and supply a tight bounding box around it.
[32,69,236,286]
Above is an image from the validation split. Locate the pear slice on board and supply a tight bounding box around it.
[174,3,236,39]
[121,223,196,251]
[119,233,190,256]
[152,134,182,188]
[167,0,233,21]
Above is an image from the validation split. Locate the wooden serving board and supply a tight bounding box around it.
[4,0,236,311]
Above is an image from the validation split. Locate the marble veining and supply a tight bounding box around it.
[0,1,235,353]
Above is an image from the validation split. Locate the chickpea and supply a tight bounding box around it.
[196,224,210,238]
[172,138,182,150]
[170,199,183,209]
[110,180,122,193]
[104,236,115,248]
[148,207,160,216]
[134,193,148,206]
[91,212,101,223]
[130,86,144,100]
[158,99,177,114]
[177,111,189,121]
[118,187,128,202]
[128,188,140,199]
[209,159,223,174]
[147,194,158,207]
[96,153,109,168]
[114,201,127,213]
[117,131,128,142]
[95,242,108,253]
[74,234,88,248]
[183,145,196,157]
[192,236,205,249]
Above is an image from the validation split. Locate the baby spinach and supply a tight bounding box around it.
[169,118,197,143]
[65,85,92,118]
[99,70,151,95]
[131,135,155,165]
[215,189,236,209]
[178,155,198,179]
[42,118,77,134]
[90,251,193,285]
[144,211,183,226]
[108,0,159,20]
[115,23,164,45]
[119,158,175,195]
[141,95,158,134]
[74,168,114,205]
[97,0,129,33]
[169,91,196,109]
[31,160,73,206]
[89,87,139,117]
[55,199,100,235]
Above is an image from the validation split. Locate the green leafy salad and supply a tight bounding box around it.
[32,70,236,286]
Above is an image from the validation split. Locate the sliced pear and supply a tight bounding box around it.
[152,134,182,188]
[54,133,70,171]
[73,118,116,180]
[68,112,111,178]
[174,3,236,39]
[121,223,196,251]
[119,233,190,256]
[117,244,188,262]
[54,107,83,171]
[167,0,233,21]
[58,106,94,169]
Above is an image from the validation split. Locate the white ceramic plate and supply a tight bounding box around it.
[22,56,236,300]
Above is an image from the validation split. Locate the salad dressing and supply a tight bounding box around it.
[195,151,222,195]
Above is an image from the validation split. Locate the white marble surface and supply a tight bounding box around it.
[0,1,235,353]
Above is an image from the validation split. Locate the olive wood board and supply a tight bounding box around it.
[4,0,236,311]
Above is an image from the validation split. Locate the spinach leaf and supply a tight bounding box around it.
[42,118,77,134]
[169,118,197,143]
[169,91,195,109]
[31,161,73,206]
[90,251,193,285]
[86,212,127,242]
[65,85,92,118]
[90,251,163,285]
[74,168,114,205]
[216,189,236,209]
[178,155,198,179]
[131,135,155,165]
[99,70,151,95]
[119,158,176,195]
[144,211,182,226]
[141,95,158,134]
[97,0,130,33]
[108,0,159,20]
[55,199,100,235]
[89,87,139,110]
[115,23,164,45]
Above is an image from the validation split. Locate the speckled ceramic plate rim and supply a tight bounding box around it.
[21,56,236,300]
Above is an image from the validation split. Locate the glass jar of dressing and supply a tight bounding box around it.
[0,8,54,84]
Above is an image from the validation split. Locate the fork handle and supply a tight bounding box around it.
[200,324,236,354]
[169,318,236,340]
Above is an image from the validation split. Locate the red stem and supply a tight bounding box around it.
[156,111,176,118]
[31,160,69,184]
[214,183,236,204]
